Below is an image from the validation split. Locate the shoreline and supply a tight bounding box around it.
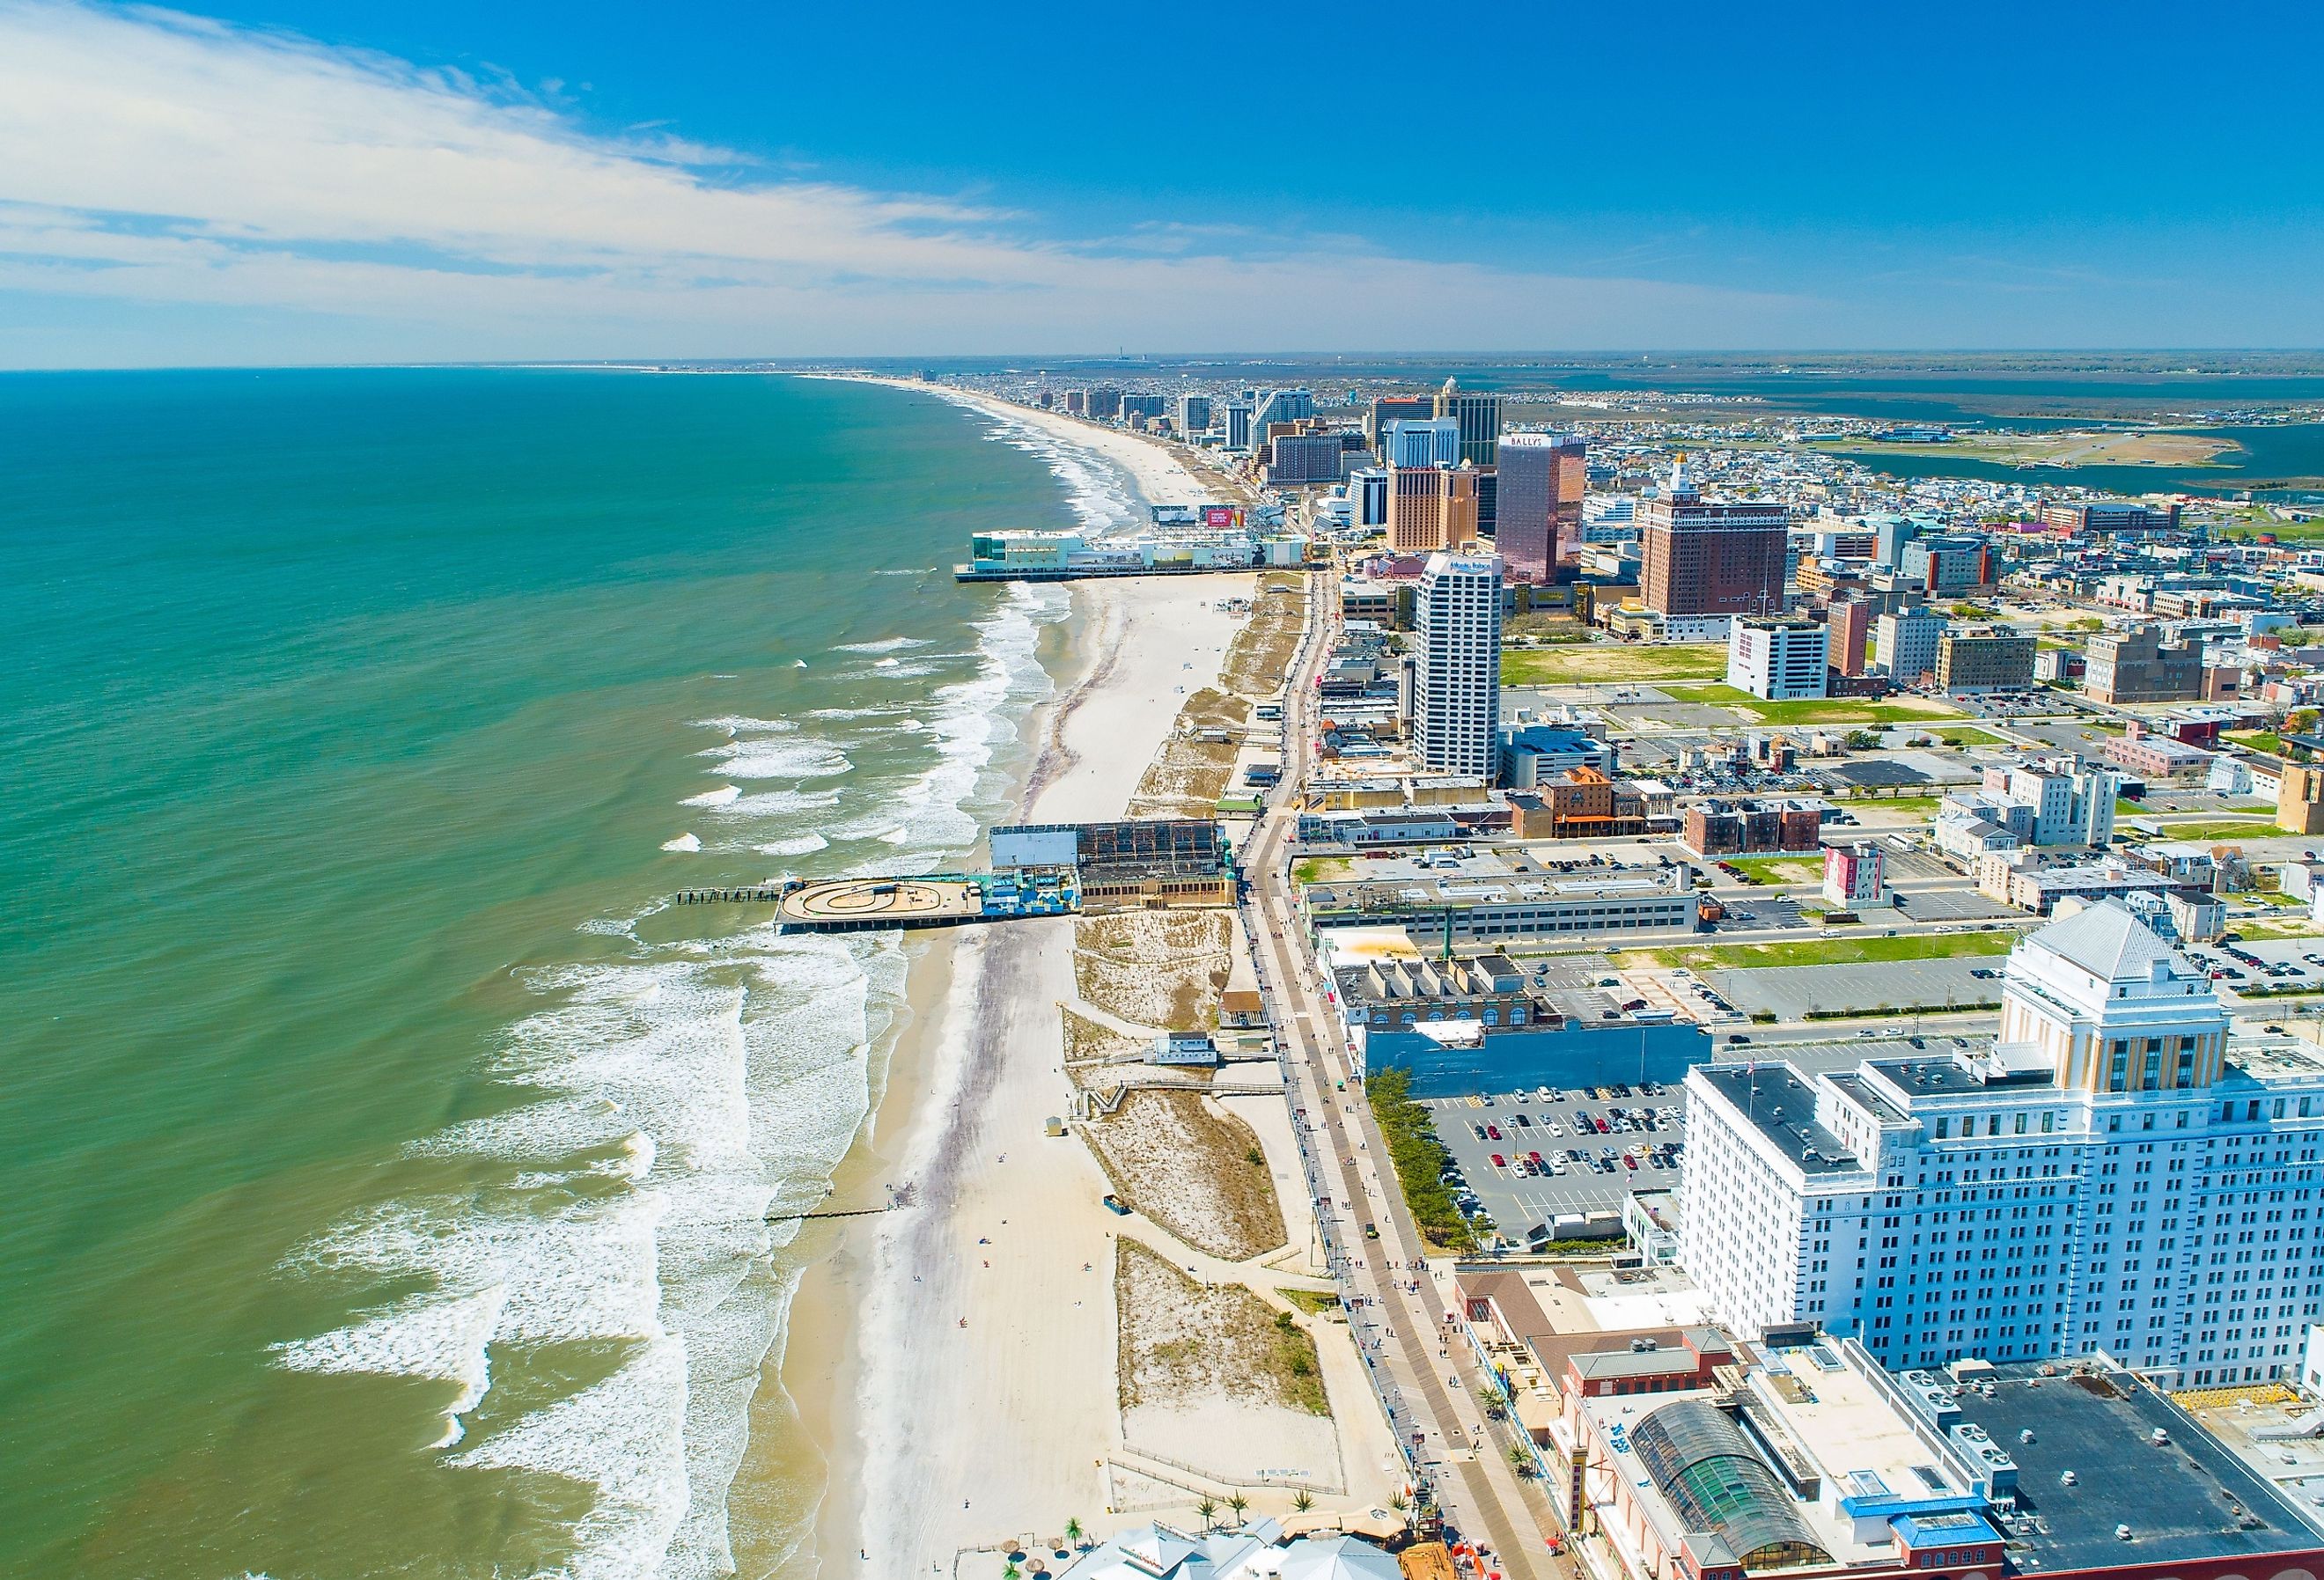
[770,392,1239,1577]
[823,372,1223,517]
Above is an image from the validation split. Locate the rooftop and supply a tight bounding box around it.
[2034,899,2185,984]
[1948,1365,2324,1569]
[1694,1064,1861,1175]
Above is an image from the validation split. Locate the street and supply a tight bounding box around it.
[1240,573,1563,1580]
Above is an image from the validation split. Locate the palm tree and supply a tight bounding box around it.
[1227,1493,1250,1526]
[1388,1490,1408,1512]
[1293,1490,1315,1515]
[1508,1442,1537,1478]
[1064,1518,1085,1548]
[1003,1564,1022,1580]
[1195,1497,1218,1530]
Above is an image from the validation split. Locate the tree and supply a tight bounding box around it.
[1508,1442,1539,1478]
[1195,1498,1218,1530]
[1293,1490,1316,1514]
[1228,1493,1250,1525]
[1064,1518,1085,1548]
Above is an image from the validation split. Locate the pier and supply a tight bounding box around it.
[673,870,1082,932]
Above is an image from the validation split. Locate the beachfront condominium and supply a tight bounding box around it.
[1413,550,1504,776]
[1638,458,1789,617]
[1496,433,1588,583]
[1265,431,1348,487]
[1682,899,2324,1385]
[1433,377,1502,467]
[1222,401,1254,452]
[1382,417,1462,469]
[1176,393,1212,437]
[1385,465,1479,555]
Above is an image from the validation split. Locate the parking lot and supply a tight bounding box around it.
[1426,1080,1688,1242]
[1417,1029,1994,1249]
[1889,886,2019,922]
[2187,936,2324,999]
[1709,955,2001,1021]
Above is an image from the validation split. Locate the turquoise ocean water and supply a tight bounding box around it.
[0,369,1140,1577]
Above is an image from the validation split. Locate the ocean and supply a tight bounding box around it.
[0,369,1143,1577]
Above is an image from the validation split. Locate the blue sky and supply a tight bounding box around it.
[1,0,2320,366]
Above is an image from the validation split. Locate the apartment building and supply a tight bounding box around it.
[1728,619,1830,701]
[1935,628,2034,694]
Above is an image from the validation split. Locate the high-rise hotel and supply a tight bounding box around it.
[1639,457,1789,617]
[1684,900,2324,1385]
[1495,433,1586,583]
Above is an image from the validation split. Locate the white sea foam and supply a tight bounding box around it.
[926,388,1148,538]
[275,1283,509,1445]
[661,834,702,853]
[699,737,851,780]
[831,636,933,655]
[756,833,828,857]
[690,715,798,734]
[273,416,1080,1575]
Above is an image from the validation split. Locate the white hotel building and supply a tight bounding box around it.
[1683,900,2324,1385]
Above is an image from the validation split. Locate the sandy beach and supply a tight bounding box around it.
[765,379,1307,1578]
[836,374,1227,515]
[808,572,1253,1575]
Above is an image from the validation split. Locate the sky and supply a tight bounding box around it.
[2,0,2321,367]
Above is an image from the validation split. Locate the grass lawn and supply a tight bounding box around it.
[2235,919,2323,942]
[1661,682,1964,726]
[2226,730,2290,757]
[1278,1286,1343,1317]
[1910,725,2004,746]
[1291,856,1357,886]
[1621,931,2019,972]
[1501,642,1728,687]
[1839,795,1942,814]
[2147,819,2286,841]
[1722,855,1826,886]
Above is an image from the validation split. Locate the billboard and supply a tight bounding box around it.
[1202,504,1237,530]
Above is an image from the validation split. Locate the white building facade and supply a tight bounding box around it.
[1874,607,1945,684]
[1727,618,1829,701]
[1682,900,2324,1385]
[1412,550,1504,777]
[1383,417,1462,469]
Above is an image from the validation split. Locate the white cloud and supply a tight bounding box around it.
[0,1,1820,364]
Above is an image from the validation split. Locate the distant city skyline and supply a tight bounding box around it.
[4,0,2323,367]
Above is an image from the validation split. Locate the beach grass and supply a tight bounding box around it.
[1074,908,1232,1033]
[1279,1286,1342,1317]
[1082,1089,1288,1261]
[1115,1240,1328,1415]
